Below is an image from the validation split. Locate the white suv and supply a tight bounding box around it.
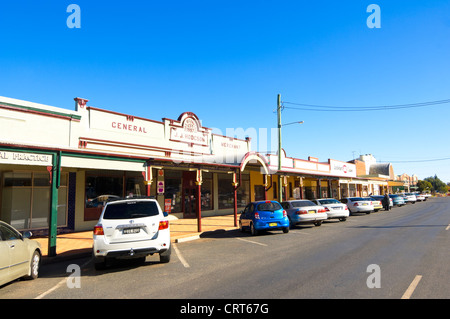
[92,198,171,270]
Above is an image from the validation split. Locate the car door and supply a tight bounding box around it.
[1,224,29,280]
[0,226,12,286]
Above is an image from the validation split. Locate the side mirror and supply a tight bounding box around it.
[163,211,168,217]
[22,231,33,239]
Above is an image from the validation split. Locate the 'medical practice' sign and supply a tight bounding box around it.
[0,151,52,166]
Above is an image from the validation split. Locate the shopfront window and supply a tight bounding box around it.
[201,172,213,211]
[84,171,145,221]
[218,173,249,209]
[164,170,182,214]
[1,171,68,230]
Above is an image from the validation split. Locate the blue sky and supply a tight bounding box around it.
[1,1,449,182]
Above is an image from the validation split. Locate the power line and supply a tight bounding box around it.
[282,98,450,112]
[381,157,450,163]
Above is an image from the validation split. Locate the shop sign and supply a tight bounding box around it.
[164,199,172,213]
[157,181,165,194]
[330,160,356,177]
[0,151,52,166]
[170,114,209,146]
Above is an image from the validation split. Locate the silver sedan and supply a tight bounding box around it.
[0,221,42,287]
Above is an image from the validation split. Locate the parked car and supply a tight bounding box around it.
[414,193,426,202]
[340,197,374,215]
[281,200,328,227]
[312,198,349,221]
[367,197,383,212]
[92,197,171,270]
[389,194,405,206]
[239,201,289,235]
[370,195,393,209]
[403,193,417,204]
[0,220,42,287]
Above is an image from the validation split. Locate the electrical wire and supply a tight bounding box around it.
[378,157,450,163]
[282,98,450,112]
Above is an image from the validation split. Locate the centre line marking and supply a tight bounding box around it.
[235,238,268,246]
[173,243,190,268]
[401,275,422,299]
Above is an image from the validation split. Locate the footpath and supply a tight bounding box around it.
[35,214,238,264]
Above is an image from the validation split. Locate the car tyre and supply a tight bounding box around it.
[339,217,347,221]
[24,250,41,280]
[160,245,171,263]
[314,221,322,226]
[283,227,289,233]
[239,221,245,232]
[250,223,258,236]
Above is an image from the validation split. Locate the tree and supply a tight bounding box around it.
[417,180,433,193]
[424,175,448,193]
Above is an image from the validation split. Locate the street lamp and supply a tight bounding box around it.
[277,94,304,201]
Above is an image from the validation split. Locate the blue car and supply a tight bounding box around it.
[239,201,290,235]
[389,194,405,206]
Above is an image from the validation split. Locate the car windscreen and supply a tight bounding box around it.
[318,199,340,204]
[257,202,282,212]
[291,201,316,207]
[103,201,159,219]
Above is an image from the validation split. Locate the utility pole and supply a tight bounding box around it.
[277,94,283,202]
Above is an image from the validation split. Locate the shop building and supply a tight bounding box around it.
[0,96,271,255]
[0,95,401,255]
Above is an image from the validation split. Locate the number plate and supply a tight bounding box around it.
[308,210,316,214]
[123,227,140,234]
[269,222,277,227]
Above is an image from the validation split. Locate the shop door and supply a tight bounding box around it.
[182,171,197,218]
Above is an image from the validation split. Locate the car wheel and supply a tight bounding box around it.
[250,223,258,236]
[283,227,289,233]
[25,250,41,280]
[314,221,322,226]
[160,245,171,263]
[339,217,347,221]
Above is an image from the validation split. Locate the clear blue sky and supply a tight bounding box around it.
[1,1,449,182]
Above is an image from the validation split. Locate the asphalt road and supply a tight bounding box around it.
[1,197,449,301]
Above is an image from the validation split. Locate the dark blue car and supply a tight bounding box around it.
[239,201,289,235]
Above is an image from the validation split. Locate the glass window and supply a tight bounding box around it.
[85,172,123,208]
[218,174,234,209]
[103,201,159,219]
[237,174,250,208]
[201,172,213,211]
[218,173,249,209]
[164,170,182,213]
[1,171,68,230]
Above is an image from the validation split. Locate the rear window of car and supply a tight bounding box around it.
[291,200,316,207]
[257,202,282,212]
[349,197,364,201]
[103,201,160,219]
[318,199,340,204]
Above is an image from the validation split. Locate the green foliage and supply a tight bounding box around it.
[423,175,448,193]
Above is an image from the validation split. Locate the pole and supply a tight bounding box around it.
[48,152,60,257]
[277,94,283,202]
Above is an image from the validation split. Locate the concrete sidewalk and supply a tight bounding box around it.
[35,214,239,264]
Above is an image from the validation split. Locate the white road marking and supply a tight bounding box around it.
[235,237,268,246]
[445,224,450,231]
[401,275,422,299]
[173,243,190,268]
[35,259,90,299]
